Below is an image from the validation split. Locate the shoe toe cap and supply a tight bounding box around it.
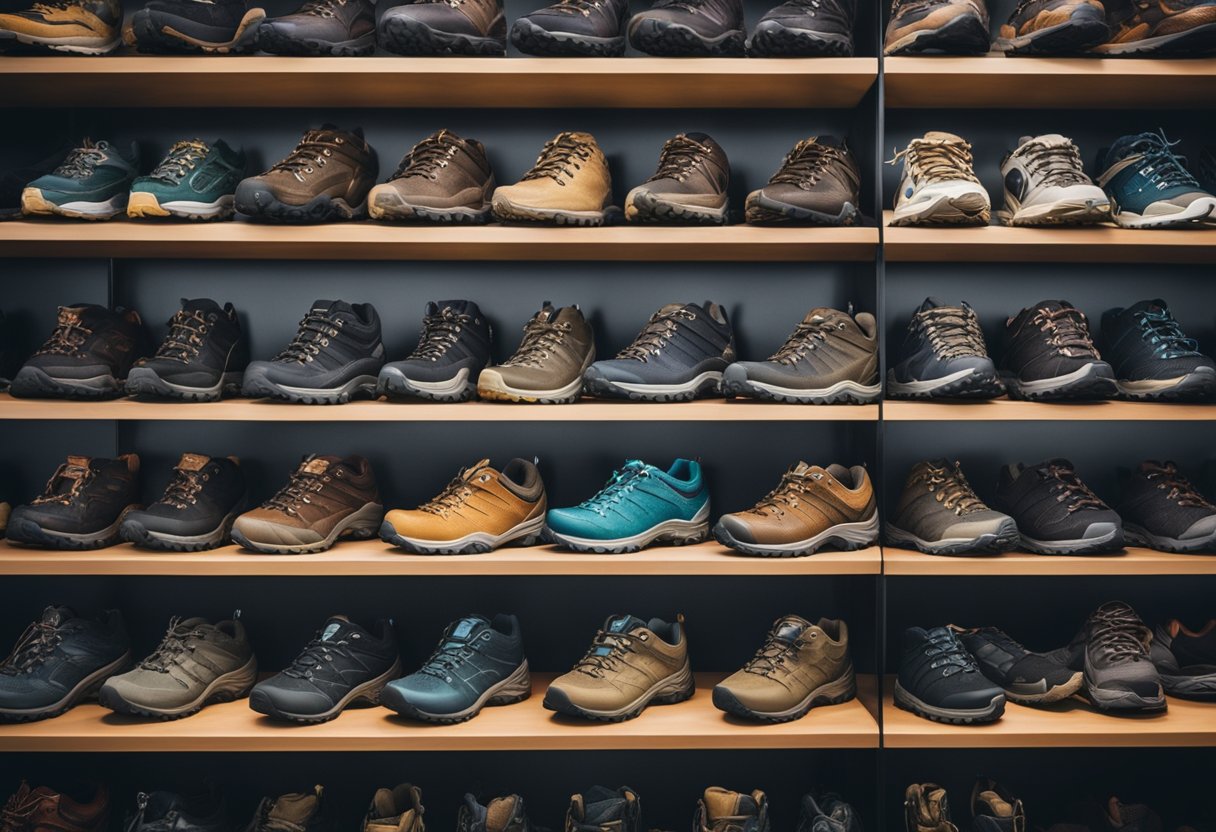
[716,513,757,545]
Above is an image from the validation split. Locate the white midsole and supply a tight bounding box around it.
[886,367,977,393]
[478,370,584,399]
[747,378,882,397]
[1005,362,1106,393]
[390,514,544,549]
[383,366,471,393]
[608,371,722,394]
[893,183,989,221]
[552,502,711,548]
[740,513,879,552]
[276,375,378,396]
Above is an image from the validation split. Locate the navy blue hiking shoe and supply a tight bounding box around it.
[377,300,491,403]
[887,298,1003,399]
[1101,299,1216,402]
[1096,131,1216,228]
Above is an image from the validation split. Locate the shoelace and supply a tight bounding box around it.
[1,788,40,832]
[1135,307,1201,359]
[772,141,854,189]
[550,0,607,16]
[393,133,460,181]
[580,462,649,516]
[502,318,569,368]
[888,138,979,184]
[148,140,208,183]
[418,626,478,678]
[912,462,985,515]
[1143,461,1216,509]
[1031,306,1098,358]
[1089,605,1151,664]
[1117,132,1201,190]
[30,463,90,506]
[922,630,977,677]
[617,308,697,362]
[52,144,106,179]
[0,621,63,675]
[911,306,987,359]
[154,309,208,363]
[573,630,641,677]
[140,617,205,673]
[35,309,93,357]
[276,312,340,363]
[742,627,806,676]
[298,0,347,17]
[750,471,815,516]
[270,135,339,179]
[283,637,346,679]
[409,308,471,361]
[650,135,713,183]
[419,472,477,516]
[162,468,205,509]
[263,468,326,515]
[521,135,593,185]
[769,317,838,365]
[1015,139,1090,188]
[1037,462,1106,513]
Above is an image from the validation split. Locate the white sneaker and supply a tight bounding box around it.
[889,131,991,227]
[1000,134,1110,226]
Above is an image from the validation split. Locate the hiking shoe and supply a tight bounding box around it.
[0,784,109,832]
[1060,601,1165,712]
[1151,618,1216,700]
[6,455,140,549]
[378,0,505,54]
[1086,798,1165,832]
[722,306,880,404]
[369,131,495,223]
[235,126,377,222]
[128,140,246,221]
[905,784,959,832]
[244,789,327,832]
[627,0,745,54]
[242,299,385,404]
[1095,131,1216,228]
[713,462,879,557]
[124,791,228,832]
[492,132,616,226]
[885,460,1019,555]
[884,0,989,53]
[565,787,640,832]
[0,606,130,722]
[361,785,424,832]
[231,455,383,554]
[745,137,861,226]
[510,0,630,55]
[696,789,770,832]
[747,0,855,55]
[796,793,860,832]
[380,458,546,554]
[889,132,990,226]
[378,299,491,402]
[950,624,1083,704]
[380,613,530,722]
[999,134,1110,226]
[0,0,120,52]
[127,0,264,52]
[10,304,148,399]
[250,616,401,722]
[0,147,70,219]
[457,795,534,832]
[995,0,1106,53]
[21,140,138,220]
[994,459,1123,554]
[887,298,1002,399]
[98,615,257,719]
[1093,0,1216,54]
[544,614,694,721]
[545,459,710,553]
[1119,461,1216,553]
[625,132,730,225]
[584,301,736,401]
[256,0,374,54]
[970,780,1024,832]
[1000,300,1116,400]
[895,627,1005,724]
[119,453,247,551]
[126,298,248,401]
[712,615,856,722]
[1101,299,1216,401]
[477,302,595,404]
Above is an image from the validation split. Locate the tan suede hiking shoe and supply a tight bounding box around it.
[711,615,855,722]
[477,303,595,404]
[492,132,617,226]
[362,784,425,832]
[380,458,546,554]
[543,614,693,721]
[712,462,878,557]
[231,454,382,554]
[696,789,769,832]
[0,0,121,53]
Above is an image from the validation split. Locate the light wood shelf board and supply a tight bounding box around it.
[882,399,1216,421]
[883,547,1216,576]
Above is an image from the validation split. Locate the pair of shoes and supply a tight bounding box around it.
[906,780,1024,832]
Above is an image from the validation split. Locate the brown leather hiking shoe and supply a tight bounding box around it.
[905,784,959,832]
[994,0,1108,53]
[231,454,382,554]
[712,462,878,557]
[369,131,496,223]
[245,789,326,832]
[696,789,769,832]
[884,0,990,54]
[0,783,109,832]
[543,614,693,722]
[1093,0,1216,54]
[492,132,616,226]
[625,132,730,225]
[477,303,595,404]
[380,458,546,554]
[0,0,120,53]
[362,785,424,832]
[235,125,377,223]
[745,136,861,226]
[379,0,506,54]
[712,615,856,722]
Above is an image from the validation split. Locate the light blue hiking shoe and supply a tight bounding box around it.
[1096,130,1216,228]
[544,458,709,553]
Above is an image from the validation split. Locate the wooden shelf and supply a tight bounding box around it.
[882,213,1216,263]
[0,673,880,752]
[884,547,1216,576]
[884,56,1216,109]
[0,394,878,422]
[0,221,879,262]
[0,56,877,110]
[883,400,1216,421]
[882,681,1216,747]
[0,541,881,576]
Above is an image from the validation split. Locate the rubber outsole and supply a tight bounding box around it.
[378,518,543,555]
[491,197,618,227]
[234,187,366,224]
[744,194,858,226]
[626,190,729,225]
[124,369,243,402]
[255,25,375,56]
[746,23,853,56]
[886,369,1006,400]
[509,18,626,56]
[712,515,878,558]
[542,515,709,554]
[242,373,379,405]
[120,506,243,552]
[97,658,258,720]
[890,192,991,226]
[721,376,882,405]
[995,15,1110,55]
[627,17,745,55]
[1092,20,1216,55]
[893,681,1006,724]
[128,7,264,53]
[1125,524,1216,554]
[884,518,1021,556]
[0,651,132,722]
[248,659,402,724]
[231,506,383,555]
[711,669,856,722]
[1116,369,1216,403]
[1002,364,1118,401]
[9,366,123,399]
[884,12,990,55]
[5,509,136,550]
[368,193,492,224]
[378,370,477,402]
[543,664,695,722]
[380,660,531,724]
[1004,671,1085,705]
[583,371,723,402]
[1019,528,1125,556]
[378,16,506,55]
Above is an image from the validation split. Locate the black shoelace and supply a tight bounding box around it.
[393,133,459,181]
[0,620,63,675]
[155,309,208,363]
[749,470,814,516]
[275,313,341,364]
[409,308,471,361]
[912,306,987,359]
[283,637,347,680]
[922,629,977,677]
[1036,462,1106,513]
[617,308,696,362]
[1031,306,1098,358]
[521,134,592,185]
[418,627,478,678]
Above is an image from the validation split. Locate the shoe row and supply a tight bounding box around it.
[895,601,1215,725]
[888,457,1216,556]
[4,299,882,405]
[1,452,881,556]
[888,297,1216,402]
[885,0,1216,56]
[890,131,1216,229]
[0,604,856,724]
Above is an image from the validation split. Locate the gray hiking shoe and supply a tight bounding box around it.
[625,132,730,225]
[477,303,595,404]
[98,615,257,719]
[1059,601,1165,713]
[886,459,1019,555]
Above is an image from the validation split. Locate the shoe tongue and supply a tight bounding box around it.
[462,459,493,481]
[300,454,342,476]
[917,297,949,312]
[603,614,648,638]
[270,793,319,825]
[926,788,950,822]
[1126,298,1168,315]
[923,131,965,144]
[534,302,558,323]
[181,298,223,315]
[445,615,490,647]
[812,135,845,149]
[434,299,475,316]
[485,796,520,832]
[319,615,362,643]
[176,453,212,472]
[772,615,811,644]
[40,605,76,627]
[704,789,756,821]
[657,302,688,315]
[310,299,354,318]
[802,307,840,325]
[64,455,92,473]
[581,789,626,825]
[789,461,813,476]
[1034,299,1071,313]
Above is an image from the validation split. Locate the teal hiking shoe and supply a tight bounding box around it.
[545,459,710,553]
[1096,130,1216,228]
[129,139,246,221]
[22,139,139,220]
